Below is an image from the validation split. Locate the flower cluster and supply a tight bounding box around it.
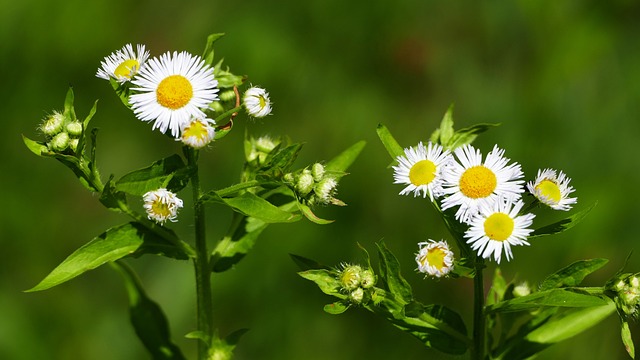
[285,163,342,206]
[39,111,84,153]
[337,264,377,304]
[608,273,640,318]
[394,141,578,269]
[96,44,272,148]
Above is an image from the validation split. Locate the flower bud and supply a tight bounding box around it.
[360,269,376,289]
[243,86,272,118]
[311,163,325,182]
[69,138,80,152]
[219,89,237,102]
[66,121,83,137]
[314,177,338,204]
[339,264,362,291]
[49,132,70,151]
[255,136,278,153]
[349,287,364,304]
[40,111,65,136]
[296,170,314,196]
[512,282,531,297]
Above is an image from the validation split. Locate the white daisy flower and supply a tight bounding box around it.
[527,168,577,211]
[130,51,219,138]
[393,141,452,201]
[416,240,455,278]
[441,144,524,223]
[179,117,216,149]
[143,188,184,224]
[243,87,272,117]
[96,44,149,83]
[464,198,535,264]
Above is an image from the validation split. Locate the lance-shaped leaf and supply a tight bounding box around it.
[486,288,608,314]
[325,140,366,174]
[297,202,334,224]
[27,222,188,292]
[111,262,186,360]
[100,175,128,211]
[298,269,345,298]
[63,87,77,122]
[530,202,596,238]
[203,191,300,224]
[115,154,191,196]
[289,254,331,271]
[399,302,470,355]
[376,241,412,305]
[376,123,404,160]
[448,123,500,150]
[622,319,635,359]
[539,259,609,291]
[430,104,455,146]
[22,135,49,156]
[202,33,226,66]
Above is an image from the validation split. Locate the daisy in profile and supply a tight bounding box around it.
[416,240,455,278]
[464,197,535,264]
[96,44,149,83]
[130,51,219,138]
[243,86,272,118]
[393,142,452,201]
[143,188,183,224]
[441,144,524,223]
[527,168,577,211]
[179,117,216,149]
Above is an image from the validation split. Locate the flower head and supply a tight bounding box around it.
[338,264,363,291]
[415,240,455,278]
[608,273,640,318]
[130,51,219,138]
[441,144,524,223]
[393,142,452,201]
[243,87,272,118]
[527,168,577,211]
[180,117,216,149]
[40,111,65,136]
[143,188,184,224]
[464,198,535,264]
[96,44,149,83]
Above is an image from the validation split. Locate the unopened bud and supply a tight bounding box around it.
[296,170,314,196]
[66,121,83,137]
[40,111,65,136]
[311,163,325,182]
[49,132,70,151]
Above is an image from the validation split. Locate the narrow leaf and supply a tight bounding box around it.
[530,202,596,238]
[622,320,635,358]
[539,259,609,291]
[299,269,345,298]
[221,192,301,223]
[211,216,268,273]
[438,104,455,146]
[376,241,412,304]
[376,123,404,160]
[99,175,127,211]
[115,154,187,196]
[22,135,48,156]
[111,262,186,360]
[298,202,334,224]
[83,99,99,128]
[202,33,226,66]
[486,288,608,313]
[63,87,76,121]
[325,140,366,173]
[290,254,331,271]
[324,302,349,315]
[448,123,500,150]
[27,222,187,292]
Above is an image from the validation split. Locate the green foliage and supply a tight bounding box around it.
[539,259,608,291]
[428,104,500,150]
[115,154,193,196]
[530,202,597,238]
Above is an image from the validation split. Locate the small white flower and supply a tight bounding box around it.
[441,144,524,224]
[314,177,338,204]
[243,87,272,117]
[130,51,219,138]
[527,168,577,211]
[415,240,455,278]
[40,111,65,136]
[143,188,184,224]
[179,117,216,149]
[393,142,452,201]
[96,44,149,83]
[464,197,535,264]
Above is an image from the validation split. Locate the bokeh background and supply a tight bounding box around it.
[2,0,640,359]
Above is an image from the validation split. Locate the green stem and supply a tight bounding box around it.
[188,148,214,359]
[214,105,242,123]
[472,258,486,360]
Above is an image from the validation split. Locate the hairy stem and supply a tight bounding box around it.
[472,258,486,360]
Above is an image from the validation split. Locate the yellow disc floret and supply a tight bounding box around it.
[113,59,140,79]
[535,179,561,204]
[409,160,437,186]
[151,200,171,218]
[425,247,447,270]
[156,75,194,110]
[182,120,208,141]
[459,165,497,199]
[484,213,514,241]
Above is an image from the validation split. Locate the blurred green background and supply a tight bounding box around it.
[3,0,640,359]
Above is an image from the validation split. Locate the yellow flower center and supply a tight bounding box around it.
[113,59,140,79]
[151,200,171,218]
[182,120,209,141]
[484,213,514,241]
[535,179,561,203]
[409,160,437,186]
[258,95,267,108]
[422,247,447,270]
[156,75,193,110]
[459,166,497,199]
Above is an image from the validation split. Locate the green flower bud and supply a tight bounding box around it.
[283,173,295,184]
[349,287,364,304]
[255,136,278,153]
[339,264,362,291]
[219,89,237,102]
[296,170,314,196]
[512,282,531,297]
[314,177,338,204]
[40,111,65,136]
[209,101,224,113]
[69,138,80,152]
[66,121,83,137]
[311,163,325,182]
[49,132,70,151]
[360,269,376,289]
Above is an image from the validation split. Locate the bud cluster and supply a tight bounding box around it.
[39,111,83,153]
[336,264,376,304]
[246,136,280,167]
[607,273,640,318]
[284,163,342,206]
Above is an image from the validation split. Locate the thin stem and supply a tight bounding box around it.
[472,258,486,360]
[188,148,214,359]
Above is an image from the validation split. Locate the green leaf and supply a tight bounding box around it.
[530,202,596,238]
[289,254,331,271]
[436,104,455,146]
[539,259,609,291]
[213,60,245,89]
[324,301,349,315]
[115,154,188,196]
[298,269,345,298]
[622,319,635,358]
[486,288,609,313]
[264,143,303,173]
[221,192,301,223]
[448,123,500,150]
[109,77,132,108]
[376,241,412,304]
[325,140,366,173]
[202,33,226,66]
[487,267,508,306]
[63,87,77,122]
[99,175,128,211]
[376,123,404,160]
[297,202,334,224]
[83,99,99,128]
[111,262,186,360]
[399,302,470,354]
[22,135,48,156]
[27,222,188,292]
[213,119,233,141]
